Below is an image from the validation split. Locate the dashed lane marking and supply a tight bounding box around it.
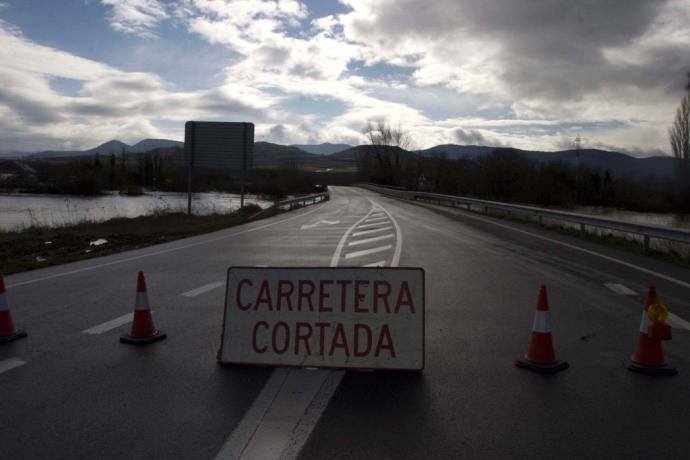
[345,244,394,259]
[668,312,690,331]
[181,281,224,297]
[347,233,394,247]
[604,283,636,295]
[352,226,393,237]
[0,358,27,375]
[82,313,133,334]
[364,260,386,267]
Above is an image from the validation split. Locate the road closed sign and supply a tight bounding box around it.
[218,267,425,371]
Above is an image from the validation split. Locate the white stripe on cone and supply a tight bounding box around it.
[639,310,650,333]
[135,292,150,310]
[532,311,550,333]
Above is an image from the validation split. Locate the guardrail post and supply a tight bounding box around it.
[538,216,543,227]
[643,235,650,254]
[580,223,585,233]
[467,204,471,211]
[484,206,488,214]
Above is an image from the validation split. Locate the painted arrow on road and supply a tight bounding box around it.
[301,220,340,230]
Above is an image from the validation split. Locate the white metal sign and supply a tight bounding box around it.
[218,267,425,371]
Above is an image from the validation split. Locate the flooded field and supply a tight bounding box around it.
[0,191,273,231]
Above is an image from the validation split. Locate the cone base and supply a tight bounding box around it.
[628,361,677,375]
[0,329,27,344]
[515,359,569,374]
[120,331,166,345]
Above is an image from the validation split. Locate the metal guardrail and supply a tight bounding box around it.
[358,183,690,251]
[250,191,330,220]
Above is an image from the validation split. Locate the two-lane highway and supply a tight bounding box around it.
[1,186,690,459]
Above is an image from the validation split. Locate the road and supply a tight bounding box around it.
[1,185,689,459]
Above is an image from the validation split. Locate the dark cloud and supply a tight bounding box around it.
[454,127,503,146]
[345,0,685,101]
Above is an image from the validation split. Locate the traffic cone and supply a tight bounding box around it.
[515,285,568,374]
[0,274,27,344]
[120,272,166,345]
[628,286,676,375]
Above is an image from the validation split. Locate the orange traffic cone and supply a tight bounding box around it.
[120,272,166,345]
[0,274,27,344]
[628,286,676,375]
[515,285,568,374]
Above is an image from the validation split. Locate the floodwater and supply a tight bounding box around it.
[0,191,273,231]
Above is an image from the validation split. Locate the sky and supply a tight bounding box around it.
[0,0,688,156]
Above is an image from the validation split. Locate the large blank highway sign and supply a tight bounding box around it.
[219,267,425,371]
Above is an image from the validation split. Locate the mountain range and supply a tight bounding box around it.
[5,138,680,178]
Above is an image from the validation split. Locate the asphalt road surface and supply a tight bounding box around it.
[1,186,689,459]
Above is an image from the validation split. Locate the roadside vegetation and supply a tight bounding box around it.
[358,122,690,214]
[0,147,323,201]
[0,204,264,275]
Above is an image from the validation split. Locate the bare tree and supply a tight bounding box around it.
[669,73,690,161]
[361,119,412,185]
[669,94,690,160]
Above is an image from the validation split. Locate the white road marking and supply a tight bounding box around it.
[352,226,393,237]
[329,205,377,267]
[364,260,386,267]
[604,283,636,295]
[82,313,133,334]
[219,197,404,460]
[668,312,690,331]
[300,220,340,230]
[356,221,389,229]
[0,358,27,375]
[181,281,224,297]
[7,201,329,289]
[345,244,393,259]
[363,216,388,224]
[347,233,394,247]
[368,212,384,218]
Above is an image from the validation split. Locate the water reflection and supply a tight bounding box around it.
[0,192,272,231]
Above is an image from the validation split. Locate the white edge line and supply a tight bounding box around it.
[405,194,690,290]
[0,357,27,375]
[7,202,329,289]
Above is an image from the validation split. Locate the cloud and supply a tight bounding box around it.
[101,0,168,38]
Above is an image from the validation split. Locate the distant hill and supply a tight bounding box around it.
[291,143,352,155]
[130,139,183,153]
[417,144,676,178]
[12,138,677,178]
[28,139,184,159]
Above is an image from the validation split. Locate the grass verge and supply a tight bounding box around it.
[0,204,265,275]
